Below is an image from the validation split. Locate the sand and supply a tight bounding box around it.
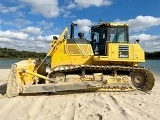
[0,69,160,120]
[0,69,10,81]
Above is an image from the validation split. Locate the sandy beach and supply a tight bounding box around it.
[0,69,160,120]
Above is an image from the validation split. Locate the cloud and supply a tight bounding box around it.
[73,19,94,33]
[0,30,29,40]
[0,3,21,13]
[14,19,33,25]
[0,37,12,42]
[130,34,160,52]
[37,21,53,29]
[73,19,93,26]
[36,35,58,41]
[20,26,42,35]
[14,11,25,17]
[0,29,58,52]
[66,0,112,9]
[114,16,160,32]
[4,18,32,28]
[130,34,159,42]
[0,37,49,52]
[20,0,60,18]
[66,3,77,9]
[75,0,112,7]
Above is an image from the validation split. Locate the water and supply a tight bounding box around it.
[0,59,23,69]
[0,59,159,75]
[139,60,160,75]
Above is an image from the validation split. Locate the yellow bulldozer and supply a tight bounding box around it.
[6,21,155,97]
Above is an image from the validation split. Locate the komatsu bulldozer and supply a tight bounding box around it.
[6,21,155,97]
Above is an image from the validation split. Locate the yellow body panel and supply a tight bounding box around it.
[50,41,94,69]
[50,41,145,68]
[93,43,144,66]
[107,43,144,61]
[50,40,71,68]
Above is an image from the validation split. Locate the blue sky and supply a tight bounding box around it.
[0,0,160,52]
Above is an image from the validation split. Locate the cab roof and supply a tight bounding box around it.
[92,22,128,28]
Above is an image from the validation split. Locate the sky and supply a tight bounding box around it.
[0,0,160,52]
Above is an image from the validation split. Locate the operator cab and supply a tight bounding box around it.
[91,23,129,55]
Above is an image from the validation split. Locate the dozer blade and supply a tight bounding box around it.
[6,58,46,97]
[6,64,19,97]
[20,80,135,94]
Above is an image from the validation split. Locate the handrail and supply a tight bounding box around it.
[47,27,68,56]
[36,27,68,71]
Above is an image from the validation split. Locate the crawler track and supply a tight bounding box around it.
[50,65,155,92]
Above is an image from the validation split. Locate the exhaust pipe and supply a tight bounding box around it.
[70,22,78,39]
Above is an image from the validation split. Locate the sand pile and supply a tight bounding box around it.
[0,69,160,120]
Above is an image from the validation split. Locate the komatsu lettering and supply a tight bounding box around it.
[119,54,128,58]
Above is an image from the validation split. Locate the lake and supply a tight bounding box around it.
[0,59,159,75]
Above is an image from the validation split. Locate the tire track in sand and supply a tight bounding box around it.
[0,96,28,120]
[27,95,49,120]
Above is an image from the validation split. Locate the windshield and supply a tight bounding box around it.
[109,27,128,42]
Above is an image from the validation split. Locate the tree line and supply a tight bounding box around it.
[0,47,160,59]
[145,51,160,59]
[0,48,46,59]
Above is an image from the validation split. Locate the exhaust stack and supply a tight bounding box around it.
[70,23,78,39]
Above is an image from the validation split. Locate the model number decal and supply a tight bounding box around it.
[119,54,128,58]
